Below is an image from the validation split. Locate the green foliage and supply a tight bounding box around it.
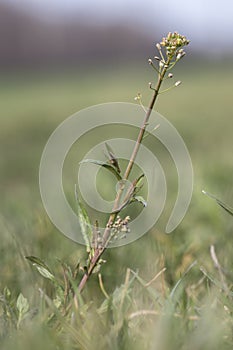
[25,256,56,281]
[16,293,29,328]
[80,159,122,181]
[1,262,233,349]
[75,186,93,254]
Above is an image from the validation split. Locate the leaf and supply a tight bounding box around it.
[92,259,106,274]
[4,286,11,300]
[111,174,145,213]
[16,293,29,316]
[132,196,147,207]
[105,142,121,174]
[75,188,93,252]
[202,190,233,217]
[80,159,122,180]
[133,174,145,193]
[25,256,55,281]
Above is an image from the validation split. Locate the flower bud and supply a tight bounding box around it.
[134,92,142,101]
[159,61,164,69]
[175,80,182,87]
[176,51,186,60]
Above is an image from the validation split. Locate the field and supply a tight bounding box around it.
[0,59,233,349]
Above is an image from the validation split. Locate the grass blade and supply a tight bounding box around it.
[170,261,197,299]
[202,190,233,216]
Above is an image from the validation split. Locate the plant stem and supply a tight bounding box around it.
[78,63,168,293]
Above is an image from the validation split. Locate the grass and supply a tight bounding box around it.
[0,59,233,349]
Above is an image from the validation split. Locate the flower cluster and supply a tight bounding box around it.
[143,32,190,95]
[108,215,131,239]
[160,32,190,60]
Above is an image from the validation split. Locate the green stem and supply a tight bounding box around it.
[78,61,169,293]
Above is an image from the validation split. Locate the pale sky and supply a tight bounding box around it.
[3,0,233,51]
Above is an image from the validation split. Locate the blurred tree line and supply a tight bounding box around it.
[0,3,158,70]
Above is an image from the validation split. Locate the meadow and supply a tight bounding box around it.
[0,58,232,349]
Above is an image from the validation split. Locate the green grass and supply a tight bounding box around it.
[0,60,233,349]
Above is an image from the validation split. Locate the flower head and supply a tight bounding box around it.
[160,32,190,60]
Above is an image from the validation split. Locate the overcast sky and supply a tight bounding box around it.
[3,0,233,52]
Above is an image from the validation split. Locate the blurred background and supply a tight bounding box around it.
[0,0,232,295]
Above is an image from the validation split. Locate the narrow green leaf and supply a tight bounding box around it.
[25,256,55,281]
[80,159,122,180]
[16,293,29,316]
[105,142,121,174]
[170,261,197,299]
[75,189,93,252]
[134,174,145,189]
[111,175,145,213]
[202,190,233,216]
[111,183,135,213]
[132,173,145,196]
[133,195,147,207]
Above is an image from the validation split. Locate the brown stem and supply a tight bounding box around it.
[78,64,168,294]
[123,71,165,181]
